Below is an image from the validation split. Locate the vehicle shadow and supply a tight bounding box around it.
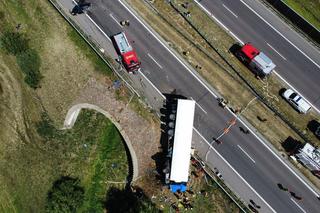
[152,92,188,185]
[281,136,303,154]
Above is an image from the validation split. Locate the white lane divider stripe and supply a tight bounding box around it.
[190,97,208,114]
[222,4,238,18]
[147,53,163,69]
[239,0,320,70]
[194,128,276,213]
[237,145,256,163]
[118,0,218,99]
[194,0,244,44]
[266,43,287,60]
[117,0,319,197]
[85,14,111,42]
[195,0,320,114]
[109,13,123,28]
[290,198,306,213]
[273,71,320,114]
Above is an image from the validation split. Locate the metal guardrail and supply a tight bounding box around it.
[192,154,249,212]
[47,0,147,183]
[48,0,140,98]
[168,1,313,146]
[263,0,320,44]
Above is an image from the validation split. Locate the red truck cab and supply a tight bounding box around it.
[112,32,141,74]
[236,43,276,77]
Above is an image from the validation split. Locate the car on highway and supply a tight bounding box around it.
[282,89,311,114]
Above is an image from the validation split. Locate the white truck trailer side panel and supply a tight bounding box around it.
[170,99,196,183]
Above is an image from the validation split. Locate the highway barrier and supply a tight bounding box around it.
[263,0,320,44]
[167,1,313,145]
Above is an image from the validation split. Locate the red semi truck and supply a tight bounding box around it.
[112,32,141,74]
[236,43,276,77]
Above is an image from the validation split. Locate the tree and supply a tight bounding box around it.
[46,176,84,213]
[104,187,160,213]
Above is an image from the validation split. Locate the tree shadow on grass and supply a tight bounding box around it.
[104,186,160,213]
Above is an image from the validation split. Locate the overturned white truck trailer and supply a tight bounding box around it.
[166,99,195,193]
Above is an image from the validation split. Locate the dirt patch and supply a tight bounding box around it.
[0,0,161,210]
[72,77,161,177]
[125,0,320,188]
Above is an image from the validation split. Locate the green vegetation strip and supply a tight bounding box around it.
[282,0,320,30]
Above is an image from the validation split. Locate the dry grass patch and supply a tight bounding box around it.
[126,0,320,187]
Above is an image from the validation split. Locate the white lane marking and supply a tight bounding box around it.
[237,145,255,163]
[122,0,320,196]
[109,17,272,209]
[222,4,238,18]
[239,0,320,70]
[147,53,163,69]
[109,13,123,28]
[195,0,320,114]
[266,43,287,60]
[118,0,320,197]
[290,198,306,213]
[139,71,165,99]
[85,14,111,42]
[118,0,219,99]
[190,97,208,114]
[194,128,276,212]
[225,103,320,196]
[194,0,244,44]
[273,71,320,114]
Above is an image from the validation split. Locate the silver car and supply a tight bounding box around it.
[282,89,311,114]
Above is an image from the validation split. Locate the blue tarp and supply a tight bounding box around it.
[170,183,187,193]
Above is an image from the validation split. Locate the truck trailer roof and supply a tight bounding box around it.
[170,99,195,183]
[112,32,133,54]
[251,52,276,75]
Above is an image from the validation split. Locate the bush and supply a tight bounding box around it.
[0,31,29,55]
[36,113,60,140]
[46,177,84,213]
[16,49,42,88]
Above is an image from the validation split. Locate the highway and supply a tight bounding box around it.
[195,0,320,112]
[63,0,320,212]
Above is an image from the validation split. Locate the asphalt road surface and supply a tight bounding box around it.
[196,0,320,112]
[66,0,320,212]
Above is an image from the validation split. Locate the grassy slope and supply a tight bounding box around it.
[283,0,320,30]
[0,0,128,212]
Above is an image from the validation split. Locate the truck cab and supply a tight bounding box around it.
[111,32,141,74]
[236,43,276,77]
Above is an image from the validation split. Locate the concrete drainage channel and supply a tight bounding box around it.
[63,103,139,183]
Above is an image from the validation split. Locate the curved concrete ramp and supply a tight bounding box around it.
[63,103,139,181]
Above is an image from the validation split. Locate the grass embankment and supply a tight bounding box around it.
[42,110,129,212]
[0,0,131,212]
[1,108,129,212]
[127,0,320,187]
[282,0,320,30]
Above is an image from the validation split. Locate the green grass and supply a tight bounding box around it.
[80,122,128,212]
[283,0,320,30]
[1,109,129,212]
[67,28,113,76]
